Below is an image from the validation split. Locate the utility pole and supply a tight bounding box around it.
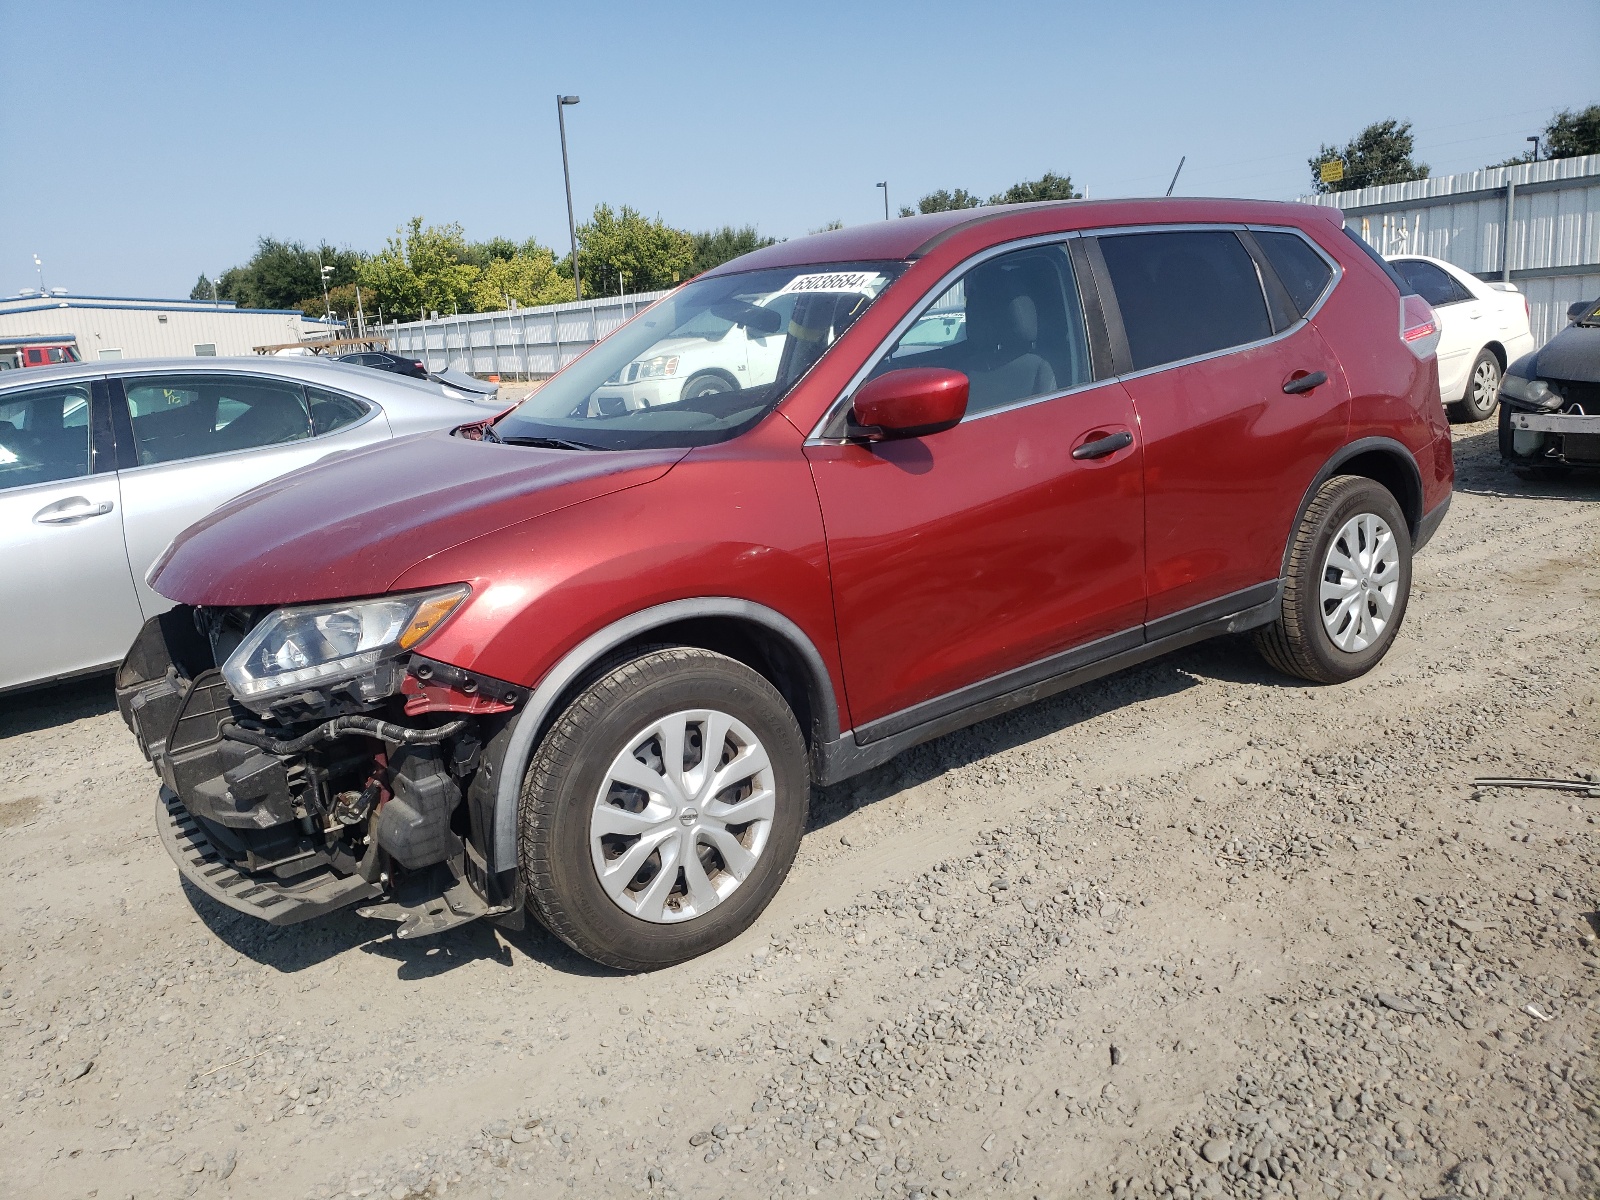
[876,181,889,219]
[557,95,582,301]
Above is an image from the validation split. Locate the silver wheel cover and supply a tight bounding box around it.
[589,709,775,924]
[1470,356,1500,408]
[1319,512,1400,653]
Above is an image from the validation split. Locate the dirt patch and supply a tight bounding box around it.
[0,421,1595,1200]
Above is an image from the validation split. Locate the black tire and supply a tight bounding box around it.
[1254,475,1412,684]
[518,647,808,971]
[680,371,738,400]
[1498,402,1571,480]
[1447,348,1502,423]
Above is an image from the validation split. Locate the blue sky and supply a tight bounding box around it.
[2,0,1595,298]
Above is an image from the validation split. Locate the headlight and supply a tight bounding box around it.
[222,586,469,705]
[1500,374,1557,409]
[633,355,680,380]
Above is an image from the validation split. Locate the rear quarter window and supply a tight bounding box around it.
[1256,231,1334,317]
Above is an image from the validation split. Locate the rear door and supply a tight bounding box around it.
[1090,225,1350,626]
[111,372,387,616]
[0,378,144,689]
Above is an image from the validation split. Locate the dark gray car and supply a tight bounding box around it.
[1498,297,1600,477]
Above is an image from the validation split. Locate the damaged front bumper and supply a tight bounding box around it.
[117,608,527,938]
[1504,408,1600,467]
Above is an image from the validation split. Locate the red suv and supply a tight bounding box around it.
[117,199,1451,969]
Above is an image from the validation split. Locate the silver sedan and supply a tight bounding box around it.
[1,357,500,693]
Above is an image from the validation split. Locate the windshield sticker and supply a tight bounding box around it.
[771,271,885,297]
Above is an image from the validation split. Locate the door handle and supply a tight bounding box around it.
[34,498,114,524]
[1282,371,1328,395]
[1071,430,1133,460]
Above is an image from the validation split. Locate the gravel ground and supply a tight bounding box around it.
[1,421,1596,1200]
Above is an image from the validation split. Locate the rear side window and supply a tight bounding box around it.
[124,374,313,465]
[1098,230,1273,372]
[306,385,371,435]
[1391,260,1472,307]
[0,383,92,490]
[1256,231,1334,317]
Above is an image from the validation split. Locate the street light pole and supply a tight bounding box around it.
[32,254,45,295]
[876,181,889,220]
[1527,135,1541,162]
[318,256,334,341]
[557,95,583,301]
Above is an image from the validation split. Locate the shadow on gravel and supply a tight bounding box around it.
[0,672,117,737]
[806,634,1303,834]
[1452,469,1600,502]
[181,878,625,979]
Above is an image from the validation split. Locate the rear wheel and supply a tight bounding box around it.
[519,647,808,970]
[1255,475,1412,684]
[680,371,738,400]
[1448,348,1501,423]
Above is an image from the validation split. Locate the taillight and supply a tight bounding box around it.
[1523,295,1530,322]
[1400,293,1440,360]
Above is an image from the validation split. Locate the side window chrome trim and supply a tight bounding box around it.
[806,230,1089,443]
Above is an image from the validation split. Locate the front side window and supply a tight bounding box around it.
[1391,260,1472,307]
[871,243,1092,415]
[494,262,904,451]
[0,383,92,490]
[123,374,313,465]
[1098,230,1273,372]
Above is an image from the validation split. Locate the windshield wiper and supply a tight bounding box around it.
[495,435,607,451]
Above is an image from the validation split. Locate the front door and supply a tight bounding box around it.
[1091,227,1351,624]
[0,378,144,689]
[806,240,1146,734]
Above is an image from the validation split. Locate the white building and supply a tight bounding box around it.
[0,292,339,361]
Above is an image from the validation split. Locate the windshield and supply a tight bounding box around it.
[493,262,904,450]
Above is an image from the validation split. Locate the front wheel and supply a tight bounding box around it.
[518,647,809,970]
[1255,475,1412,684]
[1448,348,1501,423]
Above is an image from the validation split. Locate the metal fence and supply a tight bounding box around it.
[1303,154,1600,347]
[382,290,672,378]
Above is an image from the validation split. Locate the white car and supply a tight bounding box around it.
[0,357,498,693]
[591,291,804,410]
[1387,254,1535,423]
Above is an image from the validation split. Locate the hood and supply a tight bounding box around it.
[1525,322,1600,385]
[151,430,686,606]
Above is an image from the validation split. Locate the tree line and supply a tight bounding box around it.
[193,208,776,322]
[1309,105,1599,194]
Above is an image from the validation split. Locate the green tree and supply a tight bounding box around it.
[189,273,215,302]
[576,204,695,297]
[689,226,776,276]
[897,187,984,217]
[1310,120,1429,194]
[1545,104,1600,159]
[989,172,1081,204]
[357,218,479,319]
[469,248,574,311]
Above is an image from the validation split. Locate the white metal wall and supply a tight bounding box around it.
[385,291,672,377]
[0,303,321,360]
[1304,155,1600,347]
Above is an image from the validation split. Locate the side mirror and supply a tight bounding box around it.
[850,367,969,440]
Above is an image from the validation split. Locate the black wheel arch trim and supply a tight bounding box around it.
[1282,437,1426,578]
[486,598,840,874]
